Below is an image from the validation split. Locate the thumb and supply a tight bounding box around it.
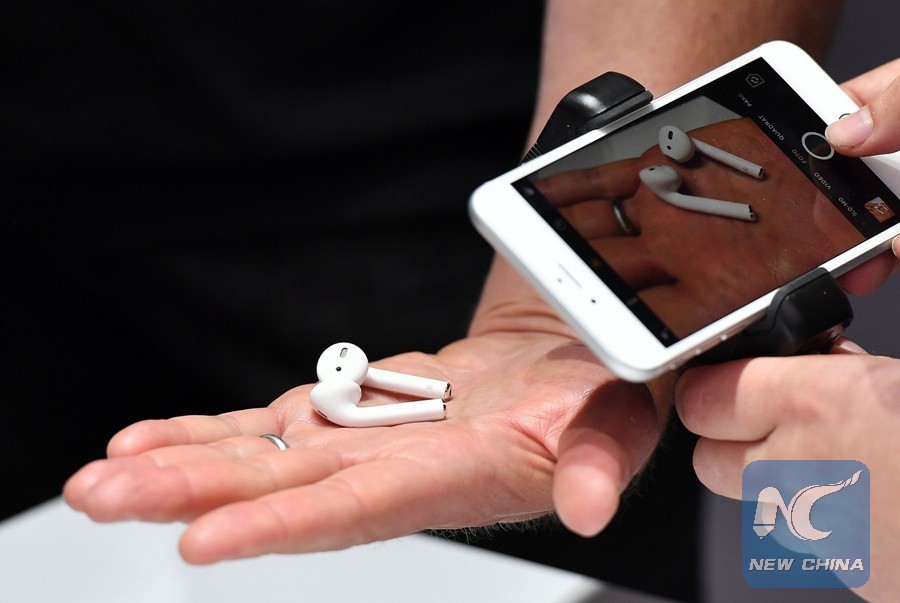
[553,380,658,536]
[553,426,627,536]
[826,74,900,156]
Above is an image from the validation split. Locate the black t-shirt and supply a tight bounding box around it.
[4,0,541,510]
[4,2,542,227]
[2,4,699,599]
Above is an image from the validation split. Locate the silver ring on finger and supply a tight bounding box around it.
[612,198,638,236]
[260,433,289,451]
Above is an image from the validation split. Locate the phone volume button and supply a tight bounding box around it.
[557,264,582,288]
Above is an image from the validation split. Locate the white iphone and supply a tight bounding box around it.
[470,41,900,382]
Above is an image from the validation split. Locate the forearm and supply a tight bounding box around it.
[530,0,843,144]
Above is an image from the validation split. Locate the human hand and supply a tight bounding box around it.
[826,58,900,158]
[825,59,900,279]
[534,117,864,337]
[64,259,660,564]
[675,344,900,601]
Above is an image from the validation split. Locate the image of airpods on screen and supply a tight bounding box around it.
[639,165,756,221]
[659,125,765,179]
[640,124,766,221]
[310,342,450,427]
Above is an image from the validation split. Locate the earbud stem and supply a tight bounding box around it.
[348,398,446,428]
[665,192,756,221]
[365,367,452,401]
[315,398,447,428]
[692,138,765,179]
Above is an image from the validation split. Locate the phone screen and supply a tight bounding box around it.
[514,57,900,345]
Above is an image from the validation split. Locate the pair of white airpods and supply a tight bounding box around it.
[637,125,765,222]
[310,342,450,427]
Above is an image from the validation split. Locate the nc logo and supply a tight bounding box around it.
[753,470,862,541]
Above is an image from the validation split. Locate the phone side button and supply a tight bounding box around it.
[694,335,727,357]
[557,264,582,288]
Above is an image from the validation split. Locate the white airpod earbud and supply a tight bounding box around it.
[310,378,447,428]
[316,342,451,399]
[659,125,765,179]
[310,342,450,427]
[639,165,756,222]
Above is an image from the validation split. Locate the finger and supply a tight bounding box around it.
[839,58,900,107]
[593,237,674,290]
[70,447,344,523]
[680,354,888,442]
[179,457,466,563]
[108,407,281,457]
[829,336,869,355]
[136,434,297,466]
[827,69,900,156]
[559,200,634,239]
[553,379,657,537]
[533,158,641,206]
[675,358,780,442]
[636,283,702,338]
[66,434,299,507]
[691,437,757,500]
[836,248,898,296]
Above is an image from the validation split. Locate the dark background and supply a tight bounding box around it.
[3,2,899,602]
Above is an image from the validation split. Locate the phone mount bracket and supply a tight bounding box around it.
[523,72,654,163]
[700,268,853,362]
[530,73,854,361]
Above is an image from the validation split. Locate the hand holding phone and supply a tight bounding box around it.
[827,57,900,157]
[471,42,900,381]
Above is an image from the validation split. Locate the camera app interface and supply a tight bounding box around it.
[516,58,900,344]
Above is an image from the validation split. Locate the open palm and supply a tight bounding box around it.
[64,259,660,564]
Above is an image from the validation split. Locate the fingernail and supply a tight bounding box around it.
[832,338,867,354]
[825,107,873,149]
[892,236,900,260]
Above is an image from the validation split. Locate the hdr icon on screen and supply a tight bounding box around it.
[741,460,870,589]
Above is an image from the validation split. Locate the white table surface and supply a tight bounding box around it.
[0,498,672,603]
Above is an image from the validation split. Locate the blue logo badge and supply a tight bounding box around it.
[742,460,869,588]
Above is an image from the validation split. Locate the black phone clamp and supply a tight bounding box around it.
[700,268,854,363]
[531,73,854,361]
[523,72,654,163]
